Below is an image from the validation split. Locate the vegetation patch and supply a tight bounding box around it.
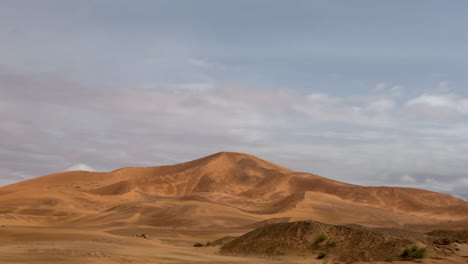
[401,246,427,259]
[316,234,327,244]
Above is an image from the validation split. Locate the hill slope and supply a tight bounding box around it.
[0,152,467,230]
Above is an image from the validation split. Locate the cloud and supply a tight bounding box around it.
[452,178,468,199]
[404,94,468,118]
[407,94,455,108]
[366,99,396,113]
[375,82,387,91]
[292,94,396,127]
[65,163,95,172]
[389,85,405,97]
[437,81,452,92]
[400,174,416,184]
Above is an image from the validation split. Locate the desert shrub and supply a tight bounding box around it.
[317,252,326,259]
[401,246,426,259]
[193,243,204,247]
[316,234,327,244]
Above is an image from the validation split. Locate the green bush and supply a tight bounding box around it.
[316,234,327,244]
[401,246,426,259]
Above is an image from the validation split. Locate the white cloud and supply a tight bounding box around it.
[304,93,340,104]
[400,174,416,183]
[404,93,468,118]
[407,94,455,108]
[65,163,95,172]
[292,94,395,127]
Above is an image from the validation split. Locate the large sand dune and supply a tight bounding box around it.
[0,152,467,263]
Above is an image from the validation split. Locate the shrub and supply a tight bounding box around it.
[316,234,327,244]
[317,252,326,259]
[401,246,426,259]
[193,243,204,247]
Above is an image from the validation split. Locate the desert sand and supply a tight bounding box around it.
[0,152,467,263]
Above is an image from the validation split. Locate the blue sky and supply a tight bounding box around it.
[0,1,467,199]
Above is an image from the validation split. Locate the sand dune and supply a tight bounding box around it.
[0,152,467,263]
[1,152,466,228]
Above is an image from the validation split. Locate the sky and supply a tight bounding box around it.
[0,0,467,200]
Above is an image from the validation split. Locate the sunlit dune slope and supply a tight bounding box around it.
[0,152,466,229]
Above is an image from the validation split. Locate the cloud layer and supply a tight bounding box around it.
[0,72,467,200]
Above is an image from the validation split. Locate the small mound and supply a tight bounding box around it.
[221,221,319,256]
[220,221,430,262]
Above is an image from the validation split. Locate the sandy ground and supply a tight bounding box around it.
[0,225,467,264]
[0,225,312,264]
